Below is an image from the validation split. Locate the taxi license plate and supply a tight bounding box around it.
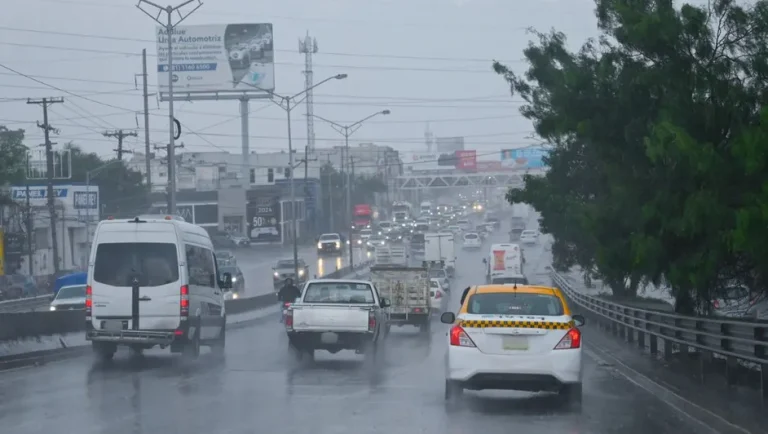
[320,332,338,344]
[502,336,528,351]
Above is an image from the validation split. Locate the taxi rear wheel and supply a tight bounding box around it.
[444,380,463,401]
[558,383,582,410]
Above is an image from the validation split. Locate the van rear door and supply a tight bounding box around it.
[90,224,182,331]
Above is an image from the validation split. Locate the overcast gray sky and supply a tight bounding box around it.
[0,0,597,163]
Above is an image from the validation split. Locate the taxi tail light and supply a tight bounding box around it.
[368,310,376,332]
[449,325,476,347]
[180,285,190,317]
[85,285,93,315]
[284,309,294,330]
[554,328,581,349]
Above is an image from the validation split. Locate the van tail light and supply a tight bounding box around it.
[554,328,581,350]
[284,309,294,330]
[180,285,189,318]
[368,310,376,332]
[85,285,93,316]
[449,326,476,347]
[712,299,720,309]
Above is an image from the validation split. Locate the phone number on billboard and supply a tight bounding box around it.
[169,63,218,72]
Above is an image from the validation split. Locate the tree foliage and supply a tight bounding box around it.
[496,0,768,305]
[320,163,387,231]
[0,126,28,188]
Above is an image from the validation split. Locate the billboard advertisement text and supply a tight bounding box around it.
[247,196,281,242]
[436,136,465,152]
[476,161,502,171]
[406,151,456,172]
[500,147,549,169]
[455,150,477,170]
[156,23,275,95]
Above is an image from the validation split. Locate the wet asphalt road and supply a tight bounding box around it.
[0,230,703,434]
[229,244,371,297]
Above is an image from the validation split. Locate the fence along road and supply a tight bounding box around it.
[551,271,768,397]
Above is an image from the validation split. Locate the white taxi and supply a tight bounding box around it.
[440,284,585,407]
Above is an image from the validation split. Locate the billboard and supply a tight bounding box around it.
[405,151,458,172]
[156,23,275,94]
[11,185,99,212]
[247,196,281,243]
[500,147,549,169]
[436,137,465,152]
[455,150,477,170]
[476,161,502,171]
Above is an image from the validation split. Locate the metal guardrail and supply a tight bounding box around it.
[0,261,373,342]
[550,271,768,398]
[0,294,54,313]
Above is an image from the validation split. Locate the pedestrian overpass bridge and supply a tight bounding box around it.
[396,168,546,190]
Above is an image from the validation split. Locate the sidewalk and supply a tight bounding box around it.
[584,320,765,434]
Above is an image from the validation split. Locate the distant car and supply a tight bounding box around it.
[429,268,450,292]
[462,232,482,249]
[367,235,387,251]
[211,234,238,249]
[520,230,539,245]
[317,233,344,256]
[228,234,251,246]
[430,279,448,313]
[273,258,309,290]
[216,250,237,267]
[49,284,87,311]
[218,265,245,295]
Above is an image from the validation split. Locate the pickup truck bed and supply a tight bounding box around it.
[292,304,372,333]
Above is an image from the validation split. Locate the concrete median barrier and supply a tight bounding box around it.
[0,260,373,368]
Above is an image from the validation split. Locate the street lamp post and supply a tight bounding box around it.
[241,74,347,278]
[310,110,391,269]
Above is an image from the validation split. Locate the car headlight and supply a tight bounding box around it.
[232,292,239,299]
[231,277,237,283]
[317,242,322,249]
[298,269,305,276]
[49,306,56,311]
[273,271,279,278]
[337,241,342,248]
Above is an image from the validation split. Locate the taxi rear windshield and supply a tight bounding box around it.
[94,243,179,287]
[467,293,564,316]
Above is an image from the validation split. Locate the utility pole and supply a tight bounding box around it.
[154,142,184,211]
[137,0,203,215]
[25,182,32,275]
[27,97,63,274]
[103,130,138,160]
[141,49,152,190]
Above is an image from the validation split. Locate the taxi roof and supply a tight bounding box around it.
[472,284,561,296]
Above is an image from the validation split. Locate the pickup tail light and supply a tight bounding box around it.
[368,310,376,332]
[284,309,294,330]
[434,291,442,299]
[449,326,476,347]
[180,285,190,318]
[554,328,581,349]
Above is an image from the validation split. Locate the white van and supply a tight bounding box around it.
[85,216,231,361]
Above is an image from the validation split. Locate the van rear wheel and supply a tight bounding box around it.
[183,329,201,359]
[92,342,116,362]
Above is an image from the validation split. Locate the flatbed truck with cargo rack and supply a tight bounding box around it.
[370,265,432,335]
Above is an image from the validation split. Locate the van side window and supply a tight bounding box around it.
[186,245,215,288]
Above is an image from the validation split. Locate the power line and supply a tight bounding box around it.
[0,41,505,74]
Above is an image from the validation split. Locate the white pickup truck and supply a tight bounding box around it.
[285,279,390,361]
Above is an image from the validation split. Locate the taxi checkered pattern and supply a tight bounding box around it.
[458,319,573,330]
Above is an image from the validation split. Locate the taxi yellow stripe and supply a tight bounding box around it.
[458,320,573,330]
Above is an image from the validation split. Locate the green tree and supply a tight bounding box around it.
[496,0,768,303]
[0,126,28,189]
[64,144,149,217]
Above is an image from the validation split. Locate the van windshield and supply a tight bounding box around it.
[94,243,179,287]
